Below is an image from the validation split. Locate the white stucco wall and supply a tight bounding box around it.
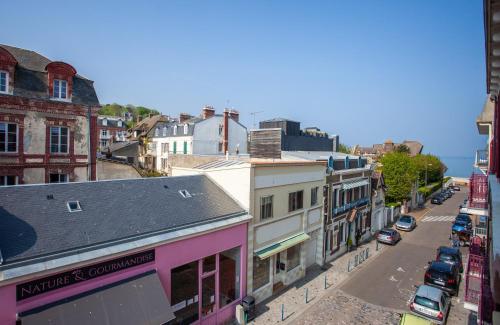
[191,116,248,155]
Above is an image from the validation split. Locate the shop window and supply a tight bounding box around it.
[260,195,273,220]
[202,274,216,317]
[50,126,69,153]
[219,247,240,308]
[311,186,318,206]
[287,245,300,270]
[0,175,17,186]
[253,256,270,290]
[288,190,303,212]
[203,255,216,273]
[171,261,199,324]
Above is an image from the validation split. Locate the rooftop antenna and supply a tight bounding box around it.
[250,111,264,129]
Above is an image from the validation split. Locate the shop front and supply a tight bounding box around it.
[0,221,248,325]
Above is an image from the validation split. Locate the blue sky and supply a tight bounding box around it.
[1,1,487,156]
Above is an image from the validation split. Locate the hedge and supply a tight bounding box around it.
[418,181,443,198]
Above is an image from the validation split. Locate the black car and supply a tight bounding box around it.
[424,261,461,295]
[441,191,451,199]
[436,246,463,273]
[431,196,443,205]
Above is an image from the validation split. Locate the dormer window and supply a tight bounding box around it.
[53,79,67,99]
[155,127,160,137]
[117,120,122,127]
[0,71,8,94]
[102,118,108,126]
[184,124,188,135]
[173,125,177,135]
[162,126,167,136]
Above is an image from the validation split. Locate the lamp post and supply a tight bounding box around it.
[425,163,433,187]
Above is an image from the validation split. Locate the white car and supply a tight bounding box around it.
[409,285,451,324]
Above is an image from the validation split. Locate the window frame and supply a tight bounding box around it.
[49,173,68,183]
[260,195,273,220]
[311,186,319,206]
[288,190,304,212]
[0,122,18,153]
[49,126,69,154]
[184,124,189,135]
[0,175,18,186]
[53,79,68,99]
[0,70,8,94]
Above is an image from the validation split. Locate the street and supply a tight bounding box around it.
[292,189,475,324]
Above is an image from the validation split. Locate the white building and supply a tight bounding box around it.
[172,159,326,303]
[151,106,248,172]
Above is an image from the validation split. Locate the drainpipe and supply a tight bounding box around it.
[87,105,91,181]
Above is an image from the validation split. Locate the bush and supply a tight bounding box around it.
[418,181,442,198]
[386,202,401,208]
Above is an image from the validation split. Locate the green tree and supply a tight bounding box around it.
[381,152,418,203]
[413,154,444,187]
[338,143,351,154]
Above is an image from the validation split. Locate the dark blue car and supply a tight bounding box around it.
[452,221,470,233]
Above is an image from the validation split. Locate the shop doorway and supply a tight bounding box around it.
[273,252,285,292]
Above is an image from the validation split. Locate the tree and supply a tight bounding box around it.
[338,143,351,154]
[413,154,445,187]
[395,144,410,154]
[381,152,418,203]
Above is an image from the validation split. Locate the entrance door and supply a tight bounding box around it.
[305,231,317,267]
[273,252,285,292]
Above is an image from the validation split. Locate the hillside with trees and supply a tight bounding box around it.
[98,103,160,128]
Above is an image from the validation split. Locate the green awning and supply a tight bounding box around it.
[255,233,310,260]
[342,179,369,190]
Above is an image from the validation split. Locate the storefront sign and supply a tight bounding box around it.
[16,250,155,301]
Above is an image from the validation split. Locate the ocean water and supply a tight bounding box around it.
[440,156,476,178]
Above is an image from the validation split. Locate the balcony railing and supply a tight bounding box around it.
[332,197,369,215]
[475,149,489,169]
[469,173,489,209]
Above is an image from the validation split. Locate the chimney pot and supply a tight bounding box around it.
[202,106,215,119]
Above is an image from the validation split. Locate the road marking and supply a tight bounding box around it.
[421,215,455,222]
[397,267,405,272]
[389,275,398,282]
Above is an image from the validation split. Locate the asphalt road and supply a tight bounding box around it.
[340,189,468,311]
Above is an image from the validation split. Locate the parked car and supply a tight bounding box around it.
[377,228,401,245]
[452,185,460,191]
[441,191,451,199]
[399,312,433,325]
[436,246,463,273]
[451,220,472,234]
[431,197,443,205]
[455,214,472,228]
[424,261,461,295]
[409,285,451,324]
[396,215,416,231]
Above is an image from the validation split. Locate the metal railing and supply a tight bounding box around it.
[475,149,489,169]
[469,173,489,209]
[332,197,369,215]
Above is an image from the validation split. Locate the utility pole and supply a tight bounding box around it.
[250,111,264,129]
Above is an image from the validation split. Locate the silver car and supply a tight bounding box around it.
[377,228,401,245]
[410,285,451,324]
[396,215,416,231]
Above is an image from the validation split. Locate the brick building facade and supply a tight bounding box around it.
[0,44,100,185]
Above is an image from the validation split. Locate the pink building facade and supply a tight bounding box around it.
[0,219,248,325]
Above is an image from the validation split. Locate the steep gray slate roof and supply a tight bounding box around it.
[97,117,127,128]
[0,44,99,106]
[0,175,245,265]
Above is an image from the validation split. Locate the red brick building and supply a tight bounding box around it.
[0,44,100,185]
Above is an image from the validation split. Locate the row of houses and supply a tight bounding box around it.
[0,150,398,324]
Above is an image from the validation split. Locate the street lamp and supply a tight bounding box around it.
[425,163,433,187]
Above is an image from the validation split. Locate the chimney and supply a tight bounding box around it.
[179,113,192,124]
[202,105,215,119]
[136,115,142,123]
[229,109,239,123]
[223,109,229,154]
[149,113,153,118]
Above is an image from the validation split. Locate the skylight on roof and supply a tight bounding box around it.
[179,190,192,198]
[67,201,82,212]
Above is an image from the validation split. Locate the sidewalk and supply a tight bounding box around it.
[251,238,387,324]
